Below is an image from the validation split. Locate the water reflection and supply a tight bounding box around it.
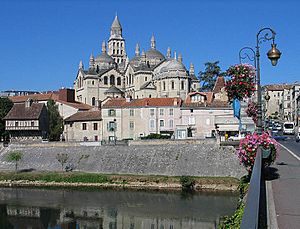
[0,187,238,229]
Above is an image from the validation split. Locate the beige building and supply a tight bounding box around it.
[74,15,200,107]
[64,110,102,142]
[101,97,182,141]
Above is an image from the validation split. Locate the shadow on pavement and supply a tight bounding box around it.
[264,166,280,181]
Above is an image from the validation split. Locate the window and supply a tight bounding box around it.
[110,75,115,85]
[181,81,185,90]
[70,122,73,127]
[31,121,34,127]
[129,121,134,130]
[92,97,96,106]
[150,109,155,116]
[160,109,164,116]
[108,109,116,116]
[190,109,194,113]
[160,120,164,127]
[92,80,94,85]
[169,108,174,116]
[150,119,155,128]
[163,81,166,91]
[94,136,98,141]
[82,123,87,130]
[15,121,18,127]
[108,121,116,131]
[145,76,147,81]
[169,119,174,128]
[171,81,175,90]
[93,123,98,130]
[130,109,134,116]
[104,76,108,85]
[117,77,121,85]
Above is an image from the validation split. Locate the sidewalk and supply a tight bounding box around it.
[268,144,300,229]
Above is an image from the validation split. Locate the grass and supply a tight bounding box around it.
[0,171,240,191]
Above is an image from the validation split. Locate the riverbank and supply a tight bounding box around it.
[0,171,239,192]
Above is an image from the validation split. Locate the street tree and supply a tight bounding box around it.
[0,98,13,141]
[56,153,69,171]
[47,99,63,141]
[6,151,23,171]
[198,61,223,91]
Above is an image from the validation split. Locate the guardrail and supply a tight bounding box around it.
[241,148,267,229]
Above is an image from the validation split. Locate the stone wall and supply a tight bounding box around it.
[0,141,246,178]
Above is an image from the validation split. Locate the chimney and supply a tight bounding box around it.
[25,98,33,108]
[59,88,75,102]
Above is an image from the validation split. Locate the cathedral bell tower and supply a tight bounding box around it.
[108,15,126,64]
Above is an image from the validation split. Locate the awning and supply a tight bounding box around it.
[218,124,239,131]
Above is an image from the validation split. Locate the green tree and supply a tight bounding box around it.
[0,97,13,141]
[47,99,63,141]
[6,151,22,171]
[198,61,223,91]
[56,153,69,171]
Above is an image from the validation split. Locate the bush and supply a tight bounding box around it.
[6,151,22,171]
[141,133,170,139]
[180,176,195,191]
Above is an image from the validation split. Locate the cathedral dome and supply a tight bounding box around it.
[160,59,186,73]
[95,53,115,64]
[145,49,165,61]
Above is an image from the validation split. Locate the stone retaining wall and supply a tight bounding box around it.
[0,141,246,178]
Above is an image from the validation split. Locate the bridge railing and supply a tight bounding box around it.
[241,148,266,229]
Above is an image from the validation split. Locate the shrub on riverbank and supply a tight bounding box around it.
[218,175,249,229]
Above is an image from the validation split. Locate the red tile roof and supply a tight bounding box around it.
[4,103,45,120]
[56,99,92,110]
[64,110,102,122]
[9,93,59,103]
[185,92,214,104]
[102,97,182,108]
[265,84,293,91]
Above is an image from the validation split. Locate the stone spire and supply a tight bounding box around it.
[89,54,94,69]
[190,63,195,75]
[141,50,146,63]
[151,34,156,49]
[125,56,129,65]
[178,53,182,63]
[135,43,140,56]
[110,14,122,38]
[79,60,84,70]
[101,41,106,53]
[174,51,177,60]
[166,47,171,59]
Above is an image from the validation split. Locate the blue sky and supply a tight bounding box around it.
[0,0,299,91]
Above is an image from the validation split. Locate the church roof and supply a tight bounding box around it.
[95,53,115,64]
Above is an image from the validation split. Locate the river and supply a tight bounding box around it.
[0,187,238,229]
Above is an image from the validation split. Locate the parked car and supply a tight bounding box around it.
[228,134,245,141]
[272,133,287,141]
[296,132,300,142]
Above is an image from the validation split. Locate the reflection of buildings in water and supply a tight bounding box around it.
[0,187,237,229]
[7,205,40,218]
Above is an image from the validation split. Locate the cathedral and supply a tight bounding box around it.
[74,15,200,106]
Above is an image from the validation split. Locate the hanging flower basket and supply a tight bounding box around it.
[237,132,279,172]
[245,101,258,125]
[225,64,256,102]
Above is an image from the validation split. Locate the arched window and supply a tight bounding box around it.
[149,94,152,98]
[110,75,115,85]
[92,81,94,85]
[181,81,185,90]
[171,81,175,90]
[104,76,108,85]
[163,82,166,91]
[92,97,96,106]
[117,77,121,86]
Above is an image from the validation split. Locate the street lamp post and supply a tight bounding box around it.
[239,46,256,68]
[255,28,281,134]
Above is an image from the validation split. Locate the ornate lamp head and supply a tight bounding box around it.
[267,43,281,66]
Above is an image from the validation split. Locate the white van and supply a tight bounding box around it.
[283,122,295,135]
